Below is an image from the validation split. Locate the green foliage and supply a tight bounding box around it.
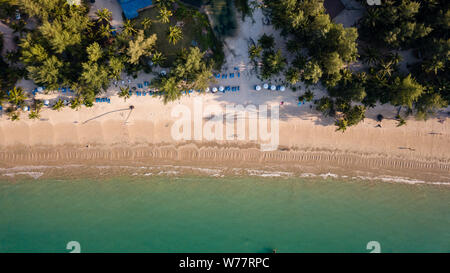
[158,6,172,24]
[8,86,27,107]
[52,98,64,111]
[153,47,214,103]
[127,30,157,65]
[302,61,322,84]
[167,26,182,45]
[389,74,425,108]
[118,86,131,101]
[28,110,40,119]
[299,90,314,102]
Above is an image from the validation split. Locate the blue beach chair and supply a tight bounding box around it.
[95,98,100,103]
[237,86,240,91]
[62,87,67,93]
[215,73,220,79]
[138,83,143,89]
[107,98,111,103]
[222,74,227,79]
[230,73,234,78]
[231,86,236,92]
[102,98,106,102]
[237,72,240,78]
[144,81,149,87]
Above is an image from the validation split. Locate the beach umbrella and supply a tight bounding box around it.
[160,70,167,76]
[37,87,43,92]
[23,106,29,111]
[219,86,225,92]
[44,100,49,106]
[205,87,210,93]
[255,85,261,91]
[270,85,276,91]
[279,86,286,92]
[212,87,218,93]
[263,83,269,89]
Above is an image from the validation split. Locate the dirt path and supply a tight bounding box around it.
[0,21,17,56]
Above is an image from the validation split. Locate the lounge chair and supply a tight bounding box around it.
[237,86,240,91]
[144,81,149,87]
[107,98,111,103]
[138,83,143,89]
[102,98,106,102]
[62,88,67,93]
[215,73,220,79]
[232,87,236,91]
[143,92,147,96]
[222,74,227,79]
[229,73,234,78]
[237,72,240,78]
[0,105,2,111]
[95,98,100,103]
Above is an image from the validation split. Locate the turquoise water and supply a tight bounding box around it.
[0,176,449,253]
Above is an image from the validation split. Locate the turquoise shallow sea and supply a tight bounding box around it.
[0,176,449,253]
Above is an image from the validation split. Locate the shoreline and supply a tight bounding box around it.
[1,143,449,184]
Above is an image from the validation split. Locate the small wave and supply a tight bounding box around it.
[3,172,44,179]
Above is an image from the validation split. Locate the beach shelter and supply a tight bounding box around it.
[160,70,167,76]
[279,86,286,92]
[118,0,153,19]
[37,87,43,92]
[263,83,269,89]
[23,106,29,111]
[270,85,276,91]
[212,87,218,93]
[205,87,210,93]
[219,86,225,92]
[255,85,261,91]
[44,100,50,106]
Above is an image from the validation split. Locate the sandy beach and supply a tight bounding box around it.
[1,4,449,183]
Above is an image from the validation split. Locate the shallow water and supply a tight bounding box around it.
[0,176,449,252]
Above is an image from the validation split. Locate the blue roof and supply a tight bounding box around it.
[118,0,152,19]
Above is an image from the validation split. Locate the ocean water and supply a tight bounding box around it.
[0,176,449,253]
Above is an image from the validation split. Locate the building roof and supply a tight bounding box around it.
[118,0,152,19]
[324,0,345,19]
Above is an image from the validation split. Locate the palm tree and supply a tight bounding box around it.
[70,97,83,110]
[28,110,40,120]
[152,51,166,67]
[248,45,262,61]
[9,111,20,121]
[96,8,112,24]
[142,18,152,31]
[118,86,131,101]
[122,20,137,36]
[53,99,65,111]
[335,119,348,133]
[167,26,182,45]
[361,46,380,65]
[158,7,173,24]
[8,87,27,107]
[395,114,407,127]
[98,24,112,39]
[377,60,394,78]
[155,0,175,7]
